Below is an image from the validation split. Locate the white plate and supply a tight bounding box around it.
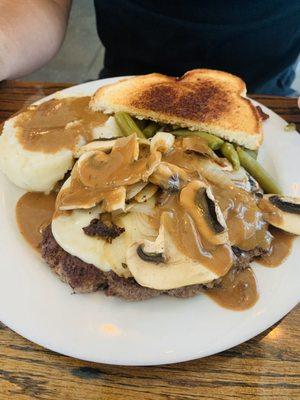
[0,78,299,366]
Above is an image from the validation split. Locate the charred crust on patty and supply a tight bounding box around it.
[41,225,106,293]
[83,218,125,243]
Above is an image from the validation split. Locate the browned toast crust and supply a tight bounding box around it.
[91,69,262,149]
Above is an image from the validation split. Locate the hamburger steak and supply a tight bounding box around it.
[41,225,265,301]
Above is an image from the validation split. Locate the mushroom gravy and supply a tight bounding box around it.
[55,135,161,211]
[16,192,56,250]
[15,131,294,310]
[207,267,258,310]
[258,226,294,267]
[157,193,233,277]
[16,96,108,153]
[213,186,272,251]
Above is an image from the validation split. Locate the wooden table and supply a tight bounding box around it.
[0,81,299,400]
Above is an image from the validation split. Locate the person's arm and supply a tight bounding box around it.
[0,0,71,81]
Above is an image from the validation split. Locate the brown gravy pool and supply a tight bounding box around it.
[205,227,294,310]
[207,268,258,311]
[257,226,294,267]
[15,191,294,310]
[16,192,56,250]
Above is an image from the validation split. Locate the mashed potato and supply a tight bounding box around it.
[0,116,74,192]
[0,111,121,193]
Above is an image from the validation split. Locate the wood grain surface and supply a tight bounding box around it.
[0,81,299,400]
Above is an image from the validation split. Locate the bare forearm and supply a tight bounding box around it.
[0,0,71,80]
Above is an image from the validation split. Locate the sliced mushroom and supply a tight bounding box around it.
[223,167,262,194]
[269,195,300,214]
[126,223,223,290]
[246,172,263,196]
[136,245,165,264]
[138,138,151,146]
[102,202,159,277]
[182,136,226,166]
[203,162,262,195]
[258,194,300,235]
[180,181,228,245]
[77,134,139,162]
[126,181,148,200]
[140,150,162,181]
[57,174,126,211]
[150,131,175,154]
[76,134,159,191]
[225,167,250,191]
[149,162,190,192]
[99,186,127,213]
[136,231,165,264]
[125,195,157,216]
[134,183,158,203]
[74,139,118,158]
[196,158,234,188]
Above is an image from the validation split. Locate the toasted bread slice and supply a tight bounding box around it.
[91,69,262,150]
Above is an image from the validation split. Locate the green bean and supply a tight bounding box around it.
[172,129,224,150]
[143,122,161,138]
[237,147,282,194]
[221,143,240,170]
[244,148,258,160]
[115,112,145,138]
